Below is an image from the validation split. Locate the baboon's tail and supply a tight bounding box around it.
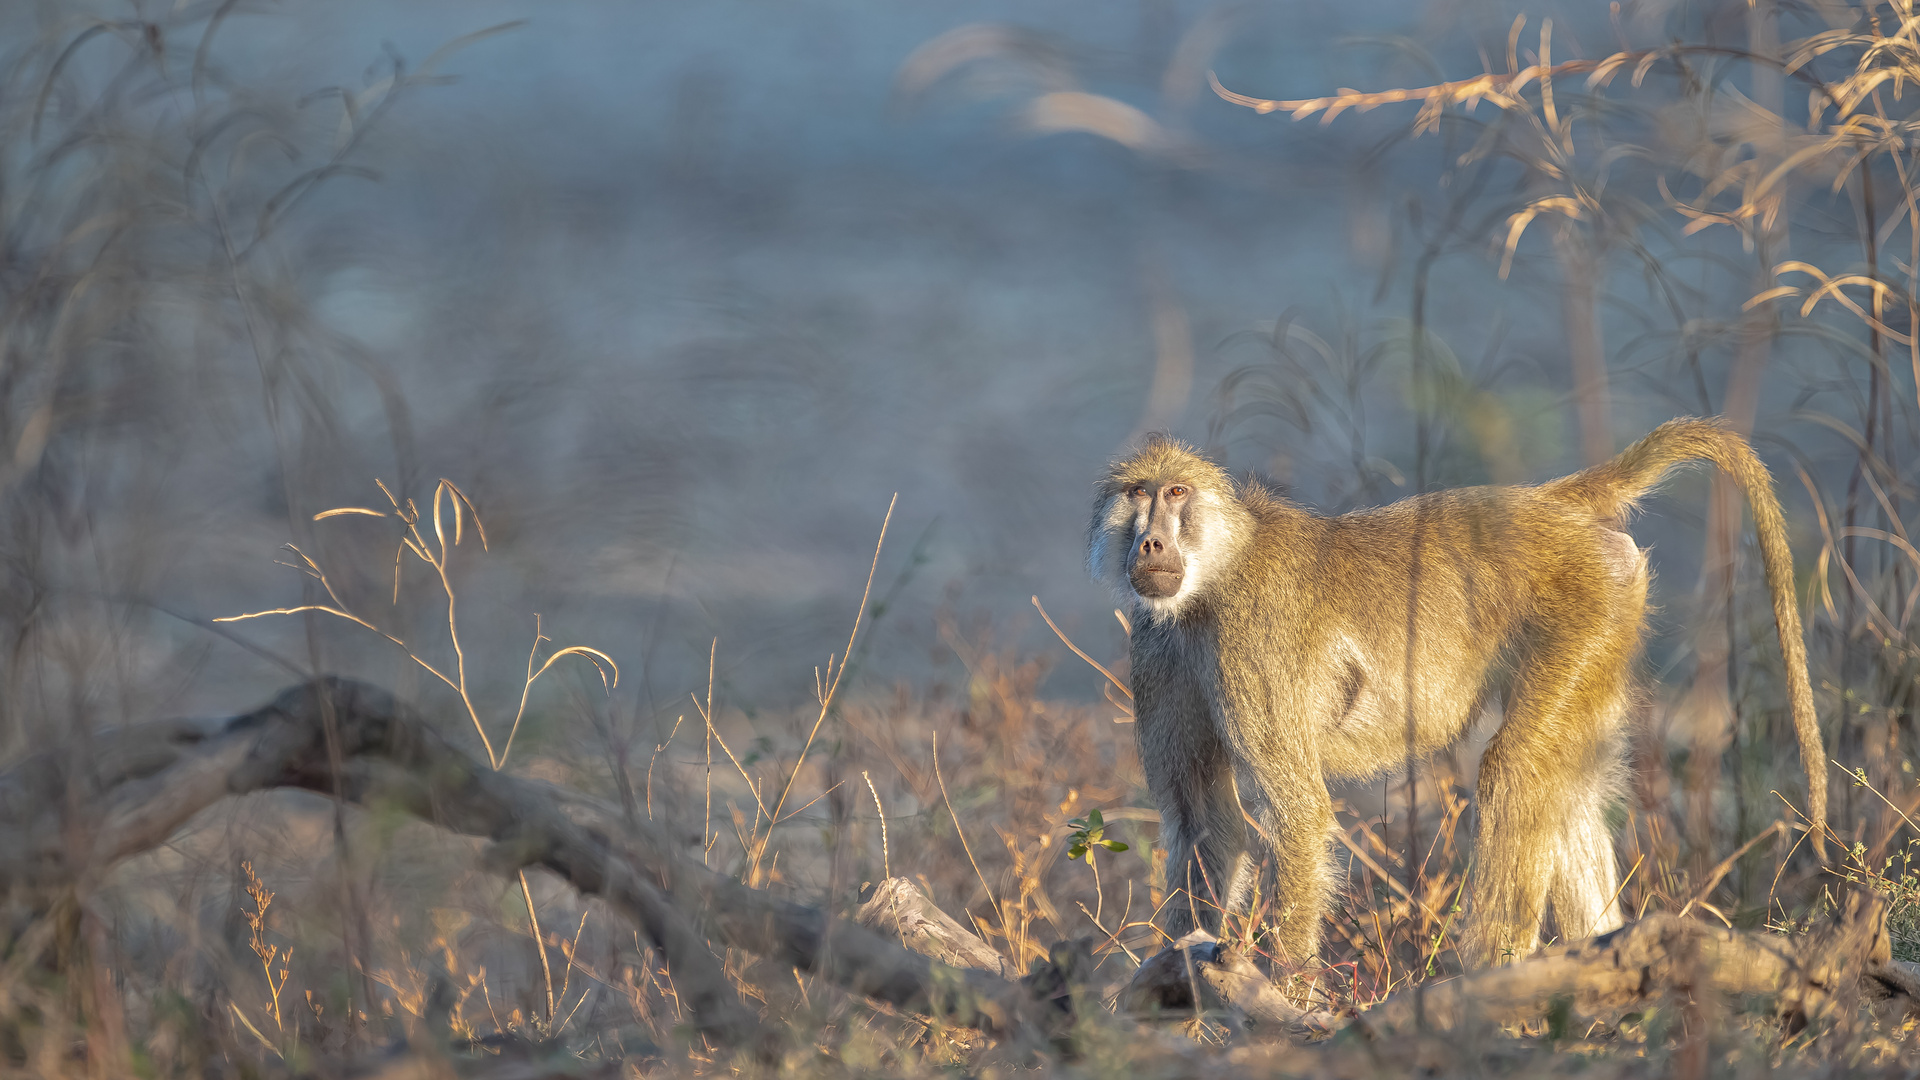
[1542,416,1827,859]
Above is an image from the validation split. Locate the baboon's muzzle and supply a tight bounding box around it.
[1129,534,1184,599]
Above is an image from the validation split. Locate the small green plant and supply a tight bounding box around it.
[1065,807,1128,863]
[1064,808,1129,926]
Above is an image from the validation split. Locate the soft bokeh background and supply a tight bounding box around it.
[38,1,1863,734]
[8,0,1771,719]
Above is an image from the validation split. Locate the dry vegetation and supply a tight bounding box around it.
[10,1,1920,1078]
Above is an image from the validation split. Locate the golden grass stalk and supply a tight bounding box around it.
[746,493,896,887]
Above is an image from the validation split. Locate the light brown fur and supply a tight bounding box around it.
[1088,417,1824,965]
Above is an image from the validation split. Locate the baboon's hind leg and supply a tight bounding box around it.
[1468,610,1637,963]
[1544,743,1627,943]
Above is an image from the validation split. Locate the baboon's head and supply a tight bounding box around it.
[1088,435,1246,622]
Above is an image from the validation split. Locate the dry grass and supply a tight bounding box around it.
[19,471,1915,1077]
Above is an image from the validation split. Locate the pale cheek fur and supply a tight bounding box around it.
[1087,497,1135,590]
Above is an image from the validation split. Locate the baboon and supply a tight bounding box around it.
[1088,417,1825,965]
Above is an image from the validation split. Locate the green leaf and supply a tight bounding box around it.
[1103,840,1129,853]
[1087,808,1104,827]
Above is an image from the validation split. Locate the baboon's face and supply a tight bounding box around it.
[1090,438,1240,621]
[1121,481,1191,600]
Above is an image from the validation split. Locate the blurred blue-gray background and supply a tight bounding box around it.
[2,0,1877,733]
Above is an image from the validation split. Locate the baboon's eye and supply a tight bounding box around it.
[1168,485,1189,498]
[1130,485,1149,498]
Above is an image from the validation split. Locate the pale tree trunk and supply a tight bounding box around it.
[1555,224,1612,467]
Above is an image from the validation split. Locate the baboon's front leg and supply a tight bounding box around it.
[1140,729,1245,936]
[1222,718,1334,966]
[1236,767,1333,965]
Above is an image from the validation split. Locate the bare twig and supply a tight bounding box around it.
[1031,595,1131,702]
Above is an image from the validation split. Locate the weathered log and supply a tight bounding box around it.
[1852,889,1920,1017]
[1355,891,1890,1035]
[1865,957,1920,1006]
[0,678,1050,1054]
[1120,931,1328,1041]
[1120,889,1917,1042]
[856,877,1017,979]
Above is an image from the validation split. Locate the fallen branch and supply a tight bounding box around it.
[0,679,1049,1053]
[856,877,1019,979]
